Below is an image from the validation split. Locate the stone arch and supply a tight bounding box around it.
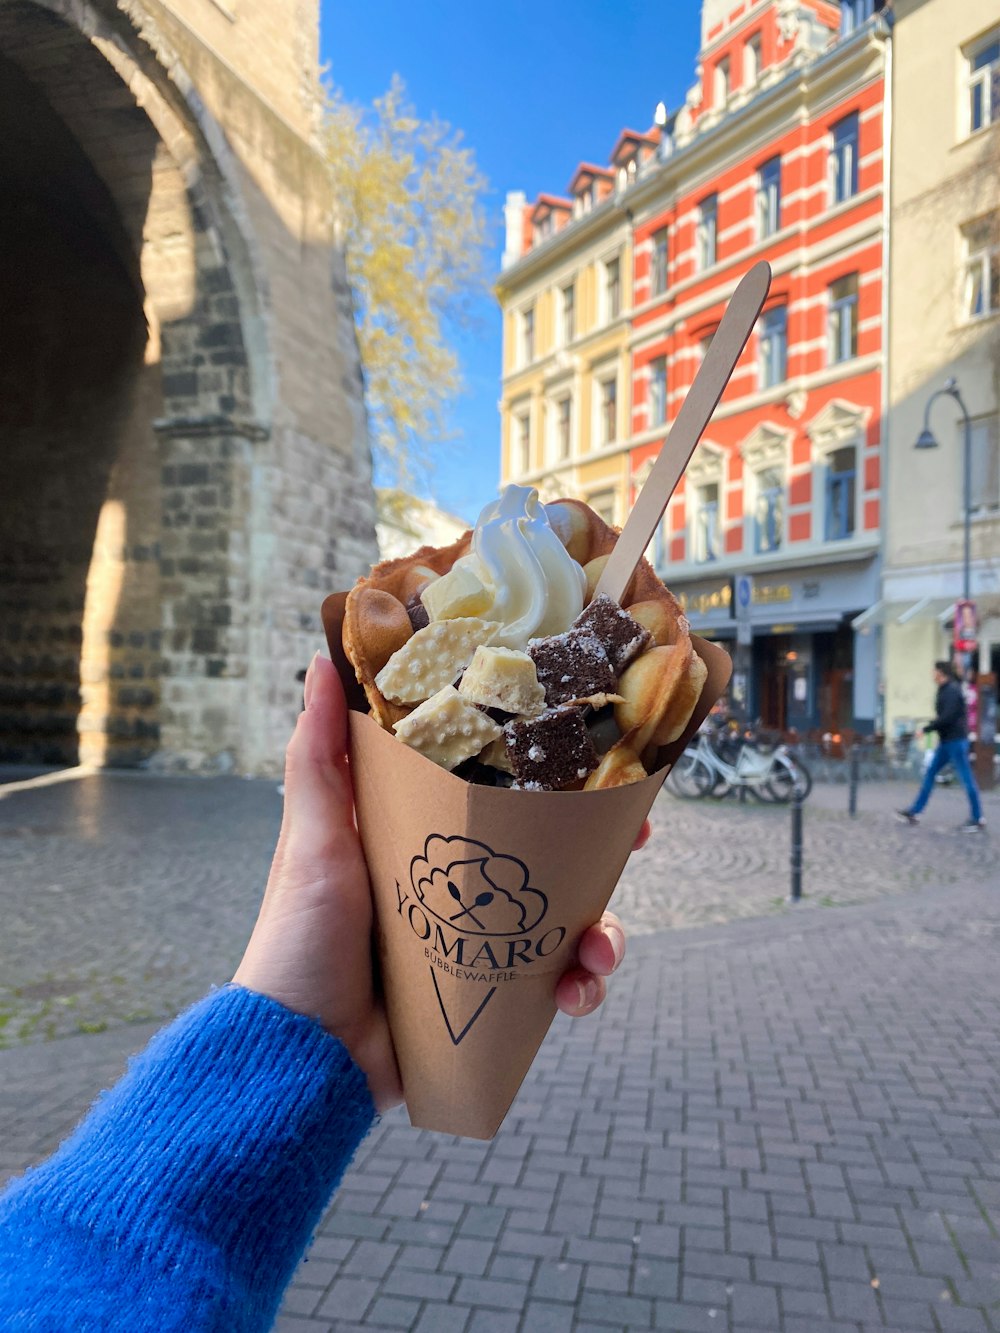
[0,0,271,767]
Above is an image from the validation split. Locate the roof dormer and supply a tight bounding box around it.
[531,194,572,246]
[568,163,615,218]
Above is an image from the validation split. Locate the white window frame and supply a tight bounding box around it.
[756,157,781,241]
[559,282,576,346]
[686,444,726,565]
[828,273,859,364]
[651,228,669,296]
[602,253,622,323]
[961,216,1000,323]
[512,407,531,476]
[758,305,788,389]
[741,426,791,556]
[744,34,761,86]
[648,356,668,429]
[593,372,619,448]
[969,413,1000,514]
[697,195,718,272]
[829,113,859,207]
[550,393,573,464]
[965,29,1000,137]
[807,398,869,544]
[714,56,730,107]
[519,306,535,367]
[587,487,618,528]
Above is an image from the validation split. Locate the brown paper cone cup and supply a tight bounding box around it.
[323,593,731,1139]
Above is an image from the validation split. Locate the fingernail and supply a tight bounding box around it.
[578,978,598,1010]
[607,924,625,969]
[303,651,320,708]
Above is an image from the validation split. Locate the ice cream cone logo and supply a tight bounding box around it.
[395,833,564,1047]
[410,834,548,937]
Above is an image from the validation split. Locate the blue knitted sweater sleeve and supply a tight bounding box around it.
[0,985,375,1332]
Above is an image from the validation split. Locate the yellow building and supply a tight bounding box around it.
[497,146,650,527]
[878,0,1000,740]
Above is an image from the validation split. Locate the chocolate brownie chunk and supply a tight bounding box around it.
[405,592,430,632]
[573,593,653,673]
[528,627,616,707]
[503,706,599,790]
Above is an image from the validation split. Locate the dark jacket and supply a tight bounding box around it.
[928,678,967,743]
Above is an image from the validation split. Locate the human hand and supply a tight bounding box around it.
[233,653,648,1112]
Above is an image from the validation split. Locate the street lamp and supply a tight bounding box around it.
[914,376,972,602]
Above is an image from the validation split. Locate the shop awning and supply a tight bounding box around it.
[897,596,956,625]
[852,598,956,631]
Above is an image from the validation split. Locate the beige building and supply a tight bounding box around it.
[0,0,376,774]
[375,489,467,562]
[498,164,637,528]
[878,0,1000,736]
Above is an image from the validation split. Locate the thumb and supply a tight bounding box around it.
[281,653,357,853]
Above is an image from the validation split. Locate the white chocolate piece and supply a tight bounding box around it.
[458,646,546,717]
[393,686,502,770]
[375,618,500,704]
[421,563,491,620]
[478,735,515,773]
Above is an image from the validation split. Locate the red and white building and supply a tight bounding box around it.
[500,0,891,735]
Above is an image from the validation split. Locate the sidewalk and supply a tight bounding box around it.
[2,873,997,1332]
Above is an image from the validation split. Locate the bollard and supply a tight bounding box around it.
[848,746,860,817]
[789,792,804,902]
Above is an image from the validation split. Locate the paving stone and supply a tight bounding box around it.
[2,776,1000,1331]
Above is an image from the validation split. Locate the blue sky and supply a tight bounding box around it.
[321,1,702,522]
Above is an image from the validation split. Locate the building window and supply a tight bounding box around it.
[697,194,718,271]
[830,112,859,205]
[561,283,576,345]
[556,396,572,461]
[520,307,535,365]
[534,214,553,244]
[757,157,781,239]
[828,273,859,362]
[970,414,1000,513]
[754,467,784,553]
[589,489,617,527]
[840,0,886,36]
[599,375,618,446]
[759,305,788,388]
[744,34,761,85]
[604,256,621,321]
[651,228,669,296]
[714,57,730,106]
[962,216,1000,321]
[825,445,857,540]
[698,332,715,365]
[968,31,1000,134]
[649,357,667,428]
[695,482,721,563]
[515,412,531,474]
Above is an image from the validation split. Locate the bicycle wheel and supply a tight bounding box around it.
[667,752,713,798]
[766,754,812,802]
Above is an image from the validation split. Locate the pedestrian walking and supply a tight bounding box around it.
[897,660,985,832]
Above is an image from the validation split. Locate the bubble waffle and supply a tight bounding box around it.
[343,492,703,788]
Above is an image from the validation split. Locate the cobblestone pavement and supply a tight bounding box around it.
[0,771,998,1332]
[1,770,995,1044]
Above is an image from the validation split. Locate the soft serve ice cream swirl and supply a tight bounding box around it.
[421,485,586,650]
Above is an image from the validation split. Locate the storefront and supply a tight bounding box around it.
[673,556,880,735]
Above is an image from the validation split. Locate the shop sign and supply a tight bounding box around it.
[954,599,977,652]
[675,581,732,617]
[752,582,793,605]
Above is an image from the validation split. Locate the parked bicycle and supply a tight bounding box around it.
[666,721,812,803]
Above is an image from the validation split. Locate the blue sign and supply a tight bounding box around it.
[736,575,752,610]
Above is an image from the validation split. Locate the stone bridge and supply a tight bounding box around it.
[0,0,378,775]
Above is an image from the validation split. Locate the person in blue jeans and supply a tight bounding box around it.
[898,660,984,832]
